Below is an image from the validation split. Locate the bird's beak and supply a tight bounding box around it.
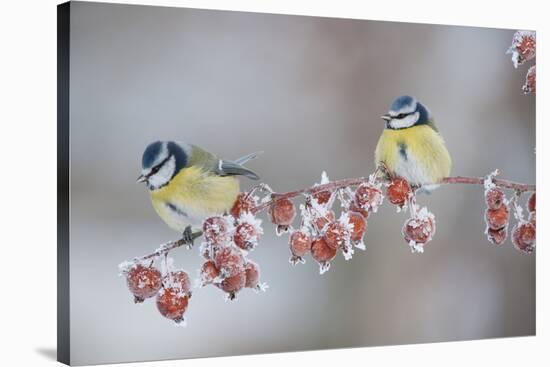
[136,174,147,183]
[381,114,392,122]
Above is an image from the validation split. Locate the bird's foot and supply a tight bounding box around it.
[182,226,195,248]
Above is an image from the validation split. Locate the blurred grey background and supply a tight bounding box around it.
[68,2,535,365]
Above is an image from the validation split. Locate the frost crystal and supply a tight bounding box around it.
[319,262,331,275]
[483,170,499,191]
[408,240,424,254]
[354,240,366,251]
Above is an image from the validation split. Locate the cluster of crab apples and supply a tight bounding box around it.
[484,184,536,253]
[123,263,192,324]
[120,172,535,324]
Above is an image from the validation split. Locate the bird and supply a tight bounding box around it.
[137,141,261,244]
[375,95,452,192]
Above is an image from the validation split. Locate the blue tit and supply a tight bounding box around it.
[375,95,452,192]
[137,141,260,242]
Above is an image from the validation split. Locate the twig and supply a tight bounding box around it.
[135,231,203,262]
[253,175,535,215]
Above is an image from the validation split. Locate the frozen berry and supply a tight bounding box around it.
[487,227,507,245]
[313,210,335,232]
[312,190,332,205]
[164,270,191,295]
[200,260,220,285]
[323,222,348,250]
[244,261,260,289]
[485,205,510,230]
[217,271,246,298]
[529,211,536,227]
[311,237,337,263]
[214,247,245,278]
[156,287,189,323]
[126,264,162,303]
[354,183,383,212]
[349,201,369,219]
[234,222,260,250]
[386,178,411,207]
[403,215,435,245]
[509,31,536,66]
[289,231,312,257]
[203,216,231,245]
[485,188,505,210]
[230,193,257,218]
[512,222,536,254]
[347,211,367,241]
[523,65,536,94]
[528,192,536,213]
[269,198,296,226]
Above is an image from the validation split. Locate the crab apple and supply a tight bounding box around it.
[126,264,163,303]
[244,261,260,289]
[214,247,245,278]
[349,201,369,219]
[230,193,257,218]
[217,271,246,299]
[165,270,191,295]
[487,227,507,245]
[289,231,312,257]
[234,222,260,250]
[269,198,296,227]
[313,210,335,232]
[156,288,189,323]
[311,237,337,263]
[203,216,231,245]
[485,205,510,230]
[512,222,536,254]
[510,31,536,66]
[485,188,505,210]
[528,192,536,213]
[354,183,383,212]
[200,260,220,285]
[523,65,536,94]
[347,211,367,241]
[386,178,411,207]
[403,216,435,245]
[312,190,332,205]
[323,222,348,250]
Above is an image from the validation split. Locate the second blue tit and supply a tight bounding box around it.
[375,95,452,192]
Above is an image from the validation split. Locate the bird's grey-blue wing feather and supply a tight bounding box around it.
[233,151,263,165]
[217,160,260,180]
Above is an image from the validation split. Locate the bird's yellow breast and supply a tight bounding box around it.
[149,166,240,231]
[374,125,451,185]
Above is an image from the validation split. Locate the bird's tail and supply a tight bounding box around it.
[233,151,263,165]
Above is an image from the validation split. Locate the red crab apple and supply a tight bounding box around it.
[126,264,162,303]
[156,288,189,323]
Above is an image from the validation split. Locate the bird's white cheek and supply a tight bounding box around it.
[148,156,176,190]
[389,112,419,129]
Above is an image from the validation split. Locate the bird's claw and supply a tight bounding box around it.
[182,226,195,248]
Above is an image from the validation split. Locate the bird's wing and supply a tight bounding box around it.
[216,160,260,180]
[233,151,263,165]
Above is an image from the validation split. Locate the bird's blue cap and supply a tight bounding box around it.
[142,141,163,169]
[389,95,417,114]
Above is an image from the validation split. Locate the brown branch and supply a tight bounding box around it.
[134,231,203,262]
[129,173,534,261]
[440,176,535,192]
[252,174,535,215]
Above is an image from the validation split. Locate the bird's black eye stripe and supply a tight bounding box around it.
[395,113,410,119]
[148,155,171,176]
